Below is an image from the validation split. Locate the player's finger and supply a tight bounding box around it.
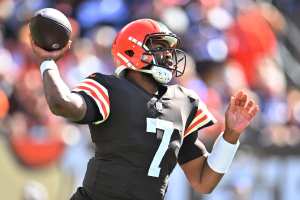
[245,100,254,112]
[30,38,39,51]
[31,40,48,53]
[230,96,235,105]
[234,91,243,106]
[68,40,72,49]
[61,41,71,52]
[239,93,247,107]
[29,32,35,45]
[249,105,259,118]
[228,96,235,110]
[30,39,44,57]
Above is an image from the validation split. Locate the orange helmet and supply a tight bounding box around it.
[112,19,186,83]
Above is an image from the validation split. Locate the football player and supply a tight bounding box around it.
[31,19,259,200]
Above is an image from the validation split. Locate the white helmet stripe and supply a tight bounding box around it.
[128,36,149,51]
[117,52,135,68]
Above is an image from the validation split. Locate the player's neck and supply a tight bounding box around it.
[126,70,159,95]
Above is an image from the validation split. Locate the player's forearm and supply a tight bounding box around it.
[41,61,86,121]
[196,159,224,194]
[195,131,239,193]
[43,69,72,113]
[200,132,240,193]
[184,132,240,194]
[181,156,223,194]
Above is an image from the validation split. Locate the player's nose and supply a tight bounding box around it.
[163,51,174,66]
[164,50,172,58]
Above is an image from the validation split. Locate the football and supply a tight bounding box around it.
[29,8,72,51]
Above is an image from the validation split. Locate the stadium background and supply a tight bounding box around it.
[0,0,300,199]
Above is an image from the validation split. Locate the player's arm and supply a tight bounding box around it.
[31,39,87,121]
[179,133,233,194]
[180,91,259,194]
[42,61,87,121]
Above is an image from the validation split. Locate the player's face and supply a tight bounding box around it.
[143,34,186,77]
[150,40,174,69]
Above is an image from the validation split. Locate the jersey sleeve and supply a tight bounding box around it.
[177,89,216,164]
[183,96,217,138]
[178,132,208,165]
[71,73,110,124]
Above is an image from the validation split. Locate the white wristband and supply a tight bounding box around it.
[40,59,58,78]
[207,133,240,174]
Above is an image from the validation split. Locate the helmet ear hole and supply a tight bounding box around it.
[125,50,134,57]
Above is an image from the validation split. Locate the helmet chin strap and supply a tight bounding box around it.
[139,65,173,84]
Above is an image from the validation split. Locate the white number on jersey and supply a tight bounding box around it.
[146,118,174,177]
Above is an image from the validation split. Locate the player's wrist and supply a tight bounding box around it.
[40,59,59,78]
[223,128,240,144]
[207,132,240,174]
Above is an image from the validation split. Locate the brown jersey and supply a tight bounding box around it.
[72,73,216,200]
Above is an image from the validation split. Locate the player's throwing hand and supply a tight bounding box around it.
[30,38,71,64]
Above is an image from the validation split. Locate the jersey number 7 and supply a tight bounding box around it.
[146,118,174,177]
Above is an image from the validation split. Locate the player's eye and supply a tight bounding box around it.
[152,43,167,51]
[155,46,163,51]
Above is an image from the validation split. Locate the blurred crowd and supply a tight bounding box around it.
[1,0,300,199]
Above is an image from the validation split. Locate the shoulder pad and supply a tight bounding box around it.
[177,85,199,100]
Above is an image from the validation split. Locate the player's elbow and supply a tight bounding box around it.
[191,182,216,194]
[46,94,72,116]
[194,186,215,194]
[197,186,215,194]
[46,95,68,115]
[47,96,84,121]
[48,100,65,116]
